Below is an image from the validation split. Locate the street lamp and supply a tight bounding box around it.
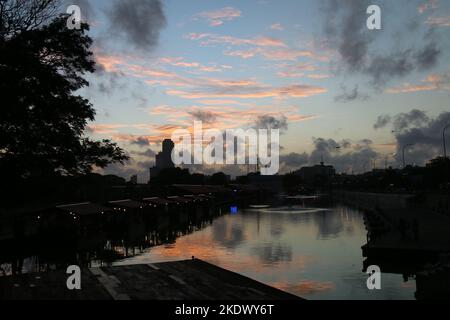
[402,144,414,168]
[443,124,450,158]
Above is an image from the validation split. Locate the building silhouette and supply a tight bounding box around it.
[294,161,336,184]
[149,139,175,180]
[129,174,138,185]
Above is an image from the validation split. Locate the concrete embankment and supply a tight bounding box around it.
[333,190,450,264]
[332,190,413,211]
[0,259,302,300]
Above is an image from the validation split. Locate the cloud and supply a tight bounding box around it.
[415,43,441,70]
[158,57,226,73]
[131,148,156,157]
[280,152,309,169]
[307,74,331,79]
[391,110,450,165]
[322,0,372,70]
[387,84,437,94]
[108,0,167,50]
[270,23,284,31]
[277,137,381,174]
[88,123,149,135]
[95,53,126,73]
[321,0,443,88]
[187,32,326,62]
[373,115,392,129]
[131,136,151,147]
[186,33,287,47]
[364,51,414,87]
[94,67,127,94]
[334,85,369,102]
[148,104,314,133]
[426,15,450,27]
[224,47,317,61]
[277,63,317,78]
[309,137,379,173]
[195,7,242,26]
[386,73,450,93]
[255,115,288,132]
[371,109,450,165]
[260,49,314,61]
[166,84,327,100]
[392,109,430,131]
[224,48,260,59]
[188,110,217,124]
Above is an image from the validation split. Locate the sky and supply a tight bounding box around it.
[65,0,450,181]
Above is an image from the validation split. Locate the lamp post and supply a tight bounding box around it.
[443,124,450,159]
[402,144,414,168]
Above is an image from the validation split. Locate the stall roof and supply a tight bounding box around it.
[142,197,173,206]
[183,195,208,201]
[167,196,193,204]
[172,184,231,195]
[228,184,260,191]
[108,199,147,209]
[56,202,112,216]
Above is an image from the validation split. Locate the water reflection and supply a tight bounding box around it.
[251,243,293,265]
[0,205,220,275]
[118,205,417,300]
[0,204,420,299]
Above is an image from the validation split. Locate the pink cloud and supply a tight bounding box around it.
[95,54,126,72]
[158,57,228,73]
[225,47,317,61]
[307,74,331,79]
[166,84,326,99]
[426,15,450,27]
[224,48,260,59]
[261,49,314,61]
[386,73,450,93]
[277,71,304,78]
[186,33,287,47]
[195,7,242,26]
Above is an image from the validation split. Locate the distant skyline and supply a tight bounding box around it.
[67,0,450,181]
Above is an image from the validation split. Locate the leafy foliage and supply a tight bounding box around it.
[0,4,128,180]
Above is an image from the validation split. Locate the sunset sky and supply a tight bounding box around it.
[68,0,450,181]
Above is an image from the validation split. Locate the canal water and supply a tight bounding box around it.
[116,205,416,300]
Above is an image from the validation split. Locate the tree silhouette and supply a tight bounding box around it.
[0,1,128,182]
[0,0,60,40]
